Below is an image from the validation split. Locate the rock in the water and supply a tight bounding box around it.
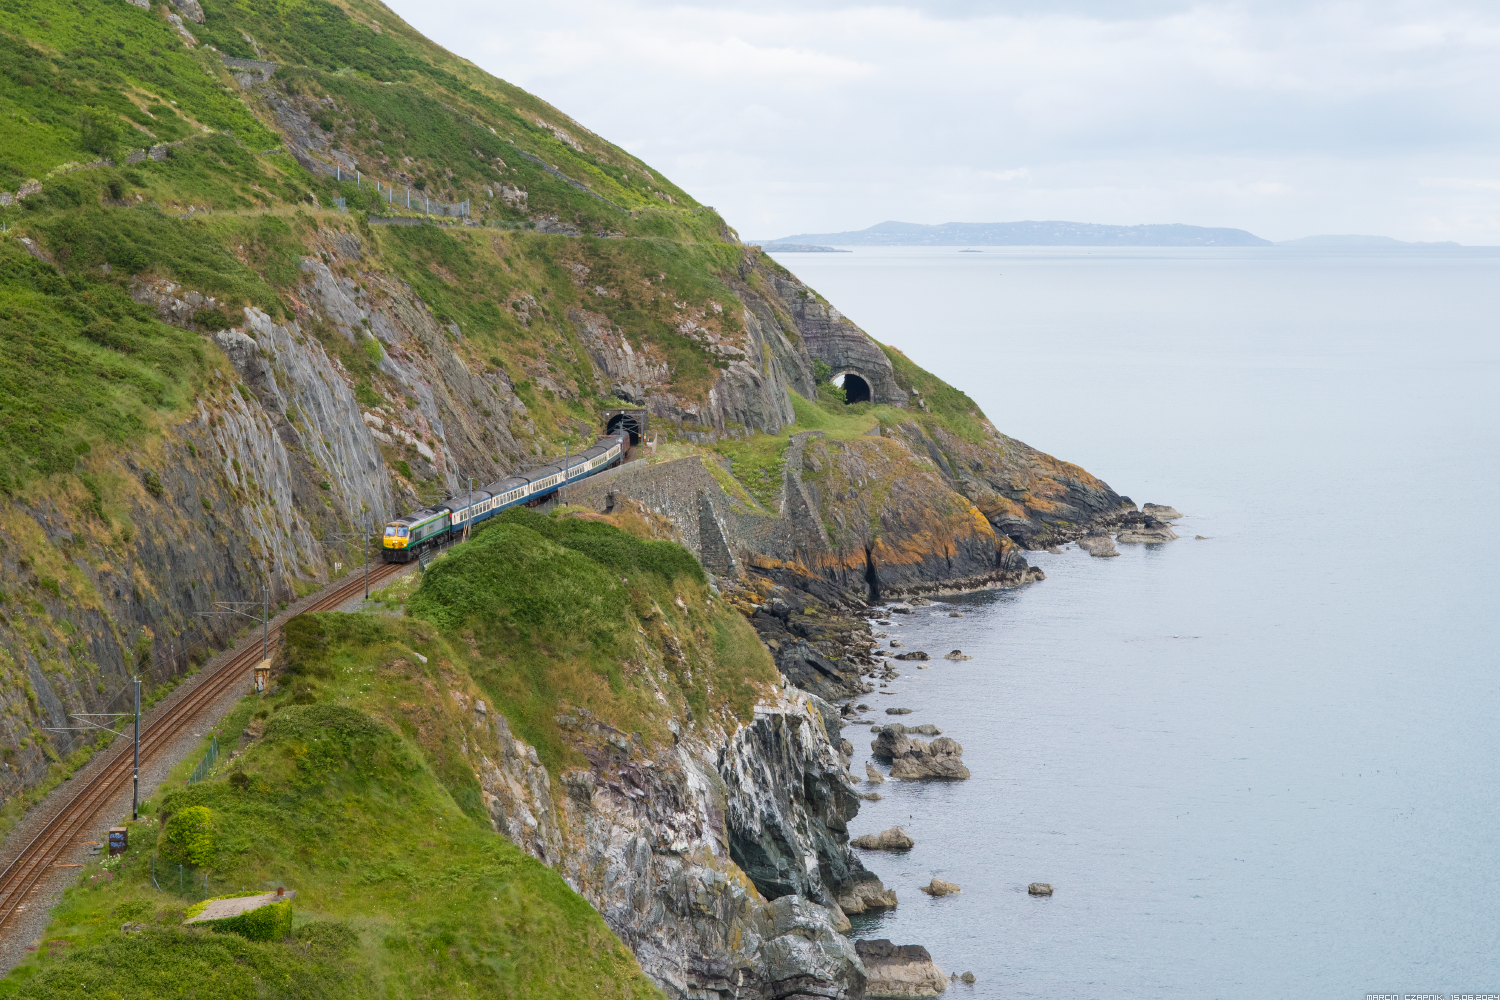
[894,651,930,661]
[1116,525,1177,543]
[947,611,962,617]
[1028,882,1053,896]
[943,649,971,661]
[1196,534,1207,540]
[856,940,949,998]
[838,873,899,913]
[886,707,914,715]
[872,728,970,780]
[961,972,976,984]
[877,722,942,737]
[1077,534,1119,558]
[908,598,933,607]
[1114,511,1178,544]
[919,878,961,896]
[1142,503,1182,520]
[859,790,883,801]
[852,826,915,851]
[889,640,904,647]
[866,763,886,784]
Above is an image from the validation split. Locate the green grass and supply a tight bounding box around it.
[400,508,770,769]
[879,343,989,442]
[0,236,212,493]
[0,197,316,494]
[0,689,661,999]
[708,390,926,505]
[0,0,277,185]
[4,511,776,995]
[714,435,790,510]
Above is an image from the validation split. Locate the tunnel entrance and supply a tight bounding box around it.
[603,407,648,445]
[833,372,872,404]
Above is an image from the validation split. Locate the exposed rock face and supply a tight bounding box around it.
[1077,535,1119,557]
[721,689,887,915]
[942,650,970,661]
[759,268,905,406]
[475,710,564,866]
[871,728,970,780]
[1028,883,1054,896]
[856,940,948,998]
[744,589,875,701]
[474,683,883,998]
[169,0,205,22]
[893,651,930,661]
[797,433,1043,597]
[851,826,915,851]
[865,763,885,784]
[1143,503,1182,520]
[918,878,960,896]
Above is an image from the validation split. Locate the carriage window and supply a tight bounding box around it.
[398,527,409,537]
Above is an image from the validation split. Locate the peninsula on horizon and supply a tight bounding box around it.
[757,220,1273,246]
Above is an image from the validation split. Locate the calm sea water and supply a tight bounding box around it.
[768,246,1500,998]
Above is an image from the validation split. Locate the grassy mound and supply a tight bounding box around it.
[1,695,659,999]
[405,507,771,769]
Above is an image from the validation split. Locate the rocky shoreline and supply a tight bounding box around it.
[802,502,1184,996]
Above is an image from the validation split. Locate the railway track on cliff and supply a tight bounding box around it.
[0,562,407,936]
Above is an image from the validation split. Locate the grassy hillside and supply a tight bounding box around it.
[0,0,1062,986]
[1,508,775,997]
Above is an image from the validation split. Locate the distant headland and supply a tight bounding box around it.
[755,221,1468,248]
[756,220,1272,247]
[1274,234,1461,247]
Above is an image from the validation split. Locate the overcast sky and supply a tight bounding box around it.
[384,0,1500,243]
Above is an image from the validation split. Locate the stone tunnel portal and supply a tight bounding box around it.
[833,371,872,404]
[603,407,648,446]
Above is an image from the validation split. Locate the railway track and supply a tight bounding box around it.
[0,561,407,935]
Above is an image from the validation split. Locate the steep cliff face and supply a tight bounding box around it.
[386,515,881,999]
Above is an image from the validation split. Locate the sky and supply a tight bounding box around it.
[383,0,1500,243]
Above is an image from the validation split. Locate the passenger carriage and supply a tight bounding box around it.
[380,432,626,563]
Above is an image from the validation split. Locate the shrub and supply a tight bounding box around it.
[193,308,230,330]
[163,805,217,866]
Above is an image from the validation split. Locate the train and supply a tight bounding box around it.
[381,430,628,562]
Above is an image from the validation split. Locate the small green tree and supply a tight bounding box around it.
[164,805,217,866]
[811,357,832,384]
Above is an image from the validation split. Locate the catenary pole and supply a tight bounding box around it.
[131,676,140,820]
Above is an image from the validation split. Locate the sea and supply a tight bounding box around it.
[767,245,1500,999]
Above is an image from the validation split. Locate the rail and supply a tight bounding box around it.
[0,561,407,933]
